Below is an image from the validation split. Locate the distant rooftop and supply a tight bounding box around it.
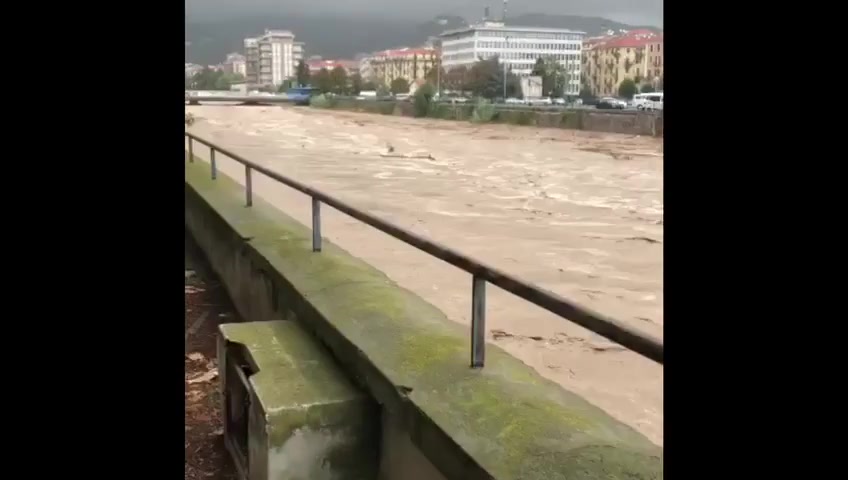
[440,23,586,38]
[372,47,436,58]
[262,29,294,38]
[584,29,662,49]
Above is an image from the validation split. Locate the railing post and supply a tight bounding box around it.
[471,276,486,368]
[210,147,217,180]
[188,137,194,163]
[312,197,322,252]
[245,165,253,207]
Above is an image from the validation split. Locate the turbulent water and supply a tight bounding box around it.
[186,105,665,445]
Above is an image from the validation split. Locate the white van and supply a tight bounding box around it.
[634,92,663,111]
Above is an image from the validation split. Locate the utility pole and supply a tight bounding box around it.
[437,53,442,97]
[503,36,510,99]
[501,0,510,101]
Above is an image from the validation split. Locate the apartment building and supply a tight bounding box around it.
[644,36,664,87]
[359,56,374,81]
[366,47,438,87]
[307,59,359,75]
[223,53,247,77]
[582,30,662,96]
[244,30,305,88]
[439,22,584,95]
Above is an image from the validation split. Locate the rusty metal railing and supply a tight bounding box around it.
[185,132,664,367]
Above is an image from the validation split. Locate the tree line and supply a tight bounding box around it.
[290,60,419,96]
[185,68,245,90]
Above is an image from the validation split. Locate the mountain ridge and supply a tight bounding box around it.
[185,13,660,65]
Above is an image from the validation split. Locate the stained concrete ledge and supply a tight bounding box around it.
[185,159,663,480]
[219,321,378,480]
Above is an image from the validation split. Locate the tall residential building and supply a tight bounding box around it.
[439,22,585,95]
[293,42,305,70]
[644,36,664,87]
[223,53,247,77]
[366,48,438,87]
[243,30,305,88]
[244,38,260,85]
[581,30,662,96]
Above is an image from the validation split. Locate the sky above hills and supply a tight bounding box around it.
[185,0,663,27]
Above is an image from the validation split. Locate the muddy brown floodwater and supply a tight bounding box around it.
[185,105,664,445]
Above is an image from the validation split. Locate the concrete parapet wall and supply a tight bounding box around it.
[185,158,664,480]
[317,98,662,136]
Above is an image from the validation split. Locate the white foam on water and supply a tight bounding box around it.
[427,208,499,218]
[549,221,615,227]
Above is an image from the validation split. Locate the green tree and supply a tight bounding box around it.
[542,57,567,97]
[313,68,333,94]
[390,77,410,95]
[350,73,363,95]
[296,60,310,87]
[531,58,546,76]
[444,65,469,94]
[579,87,595,101]
[330,66,348,94]
[277,79,294,93]
[618,78,638,99]
[376,84,390,96]
[191,67,225,90]
[467,57,520,99]
[425,66,447,92]
[639,84,655,94]
[412,83,436,117]
[529,57,567,98]
[214,72,244,91]
[362,80,378,91]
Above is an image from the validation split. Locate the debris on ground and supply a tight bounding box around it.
[623,236,661,244]
[380,153,436,160]
[185,236,238,480]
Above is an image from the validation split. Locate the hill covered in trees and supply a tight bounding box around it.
[185,13,658,65]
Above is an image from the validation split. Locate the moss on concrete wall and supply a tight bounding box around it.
[185,160,663,480]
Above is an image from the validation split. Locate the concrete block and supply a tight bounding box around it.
[219,321,378,480]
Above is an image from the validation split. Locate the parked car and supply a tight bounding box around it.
[635,92,664,111]
[526,97,553,106]
[552,97,566,105]
[596,97,625,109]
[504,97,524,104]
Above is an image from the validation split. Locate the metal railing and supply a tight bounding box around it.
[185,132,664,367]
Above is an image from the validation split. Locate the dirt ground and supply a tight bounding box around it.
[185,234,239,480]
[185,105,664,445]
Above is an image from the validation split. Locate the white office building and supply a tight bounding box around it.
[440,22,585,95]
[244,30,305,88]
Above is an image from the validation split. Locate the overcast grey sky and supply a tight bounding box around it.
[186,0,663,27]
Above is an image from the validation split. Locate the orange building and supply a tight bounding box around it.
[582,30,663,96]
[365,47,438,87]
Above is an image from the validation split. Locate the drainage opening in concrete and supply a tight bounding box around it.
[224,343,255,478]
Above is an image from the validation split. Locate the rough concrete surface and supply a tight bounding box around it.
[185,105,663,445]
[220,321,378,480]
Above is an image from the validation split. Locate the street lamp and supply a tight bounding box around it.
[503,35,511,99]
